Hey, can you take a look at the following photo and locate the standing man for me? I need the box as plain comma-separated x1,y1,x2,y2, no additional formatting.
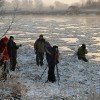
34,34,45,66
77,44,88,62
7,36,21,71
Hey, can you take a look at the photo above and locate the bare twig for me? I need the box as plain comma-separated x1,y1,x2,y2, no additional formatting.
0,6,18,39
0,13,15,39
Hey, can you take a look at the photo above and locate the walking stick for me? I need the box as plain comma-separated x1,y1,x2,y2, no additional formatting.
40,66,48,80
55,61,60,86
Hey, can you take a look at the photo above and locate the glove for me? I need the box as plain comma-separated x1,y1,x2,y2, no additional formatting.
19,44,22,47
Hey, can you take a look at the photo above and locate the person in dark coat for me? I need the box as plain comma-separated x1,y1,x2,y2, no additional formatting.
45,42,59,83
34,34,45,66
7,36,21,71
77,44,88,62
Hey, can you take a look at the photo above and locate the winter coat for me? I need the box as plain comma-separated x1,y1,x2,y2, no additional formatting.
46,45,58,83
46,45,59,66
7,39,19,58
0,37,9,61
34,38,45,53
77,46,88,57
46,46,54,66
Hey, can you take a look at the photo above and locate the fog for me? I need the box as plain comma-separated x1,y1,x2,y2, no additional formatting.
2,0,70,13
1,0,100,15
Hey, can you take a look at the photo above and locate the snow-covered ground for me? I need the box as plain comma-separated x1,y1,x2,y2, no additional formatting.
0,15,100,100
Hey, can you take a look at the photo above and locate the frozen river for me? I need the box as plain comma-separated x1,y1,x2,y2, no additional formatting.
0,15,100,61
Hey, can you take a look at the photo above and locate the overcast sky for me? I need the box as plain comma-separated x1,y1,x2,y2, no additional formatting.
7,0,81,5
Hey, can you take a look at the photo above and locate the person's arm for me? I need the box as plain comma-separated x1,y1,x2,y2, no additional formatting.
77,48,80,55
34,40,38,54
85,49,88,54
46,48,52,55
13,42,19,50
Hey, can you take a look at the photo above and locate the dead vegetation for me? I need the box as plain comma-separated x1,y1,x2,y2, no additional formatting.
0,73,28,100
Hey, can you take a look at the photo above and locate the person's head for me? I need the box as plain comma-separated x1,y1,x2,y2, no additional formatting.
53,45,58,51
10,36,14,41
82,44,86,49
2,36,9,44
39,34,43,40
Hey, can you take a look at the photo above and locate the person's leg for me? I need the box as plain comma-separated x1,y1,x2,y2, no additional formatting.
78,55,82,60
2,61,7,80
82,57,88,62
4,61,7,72
36,53,40,66
40,53,44,66
48,64,56,83
10,57,17,71
51,63,56,83
12,57,17,71
48,65,53,82
10,57,13,71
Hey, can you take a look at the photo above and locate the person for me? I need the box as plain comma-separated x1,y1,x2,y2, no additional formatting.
45,42,59,83
7,36,21,71
0,36,9,80
34,34,45,66
77,44,88,62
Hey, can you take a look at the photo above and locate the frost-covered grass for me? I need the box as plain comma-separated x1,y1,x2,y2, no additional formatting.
0,15,100,100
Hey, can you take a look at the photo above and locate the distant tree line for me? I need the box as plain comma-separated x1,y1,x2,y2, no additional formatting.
1,0,100,15
0,0,4,7
81,0,100,8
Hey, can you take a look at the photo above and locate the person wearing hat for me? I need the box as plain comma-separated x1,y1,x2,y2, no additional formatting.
34,34,45,66
77,44,88,62
0,36,9,80
0,36,9,61
7,36,21,71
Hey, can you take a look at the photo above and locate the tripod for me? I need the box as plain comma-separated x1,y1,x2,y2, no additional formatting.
55,60,60,86
39,66,48,80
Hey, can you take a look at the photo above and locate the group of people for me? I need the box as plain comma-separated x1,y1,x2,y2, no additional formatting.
34,34,59,83
34,34,88,83
0,36,21,80
0,34,88,83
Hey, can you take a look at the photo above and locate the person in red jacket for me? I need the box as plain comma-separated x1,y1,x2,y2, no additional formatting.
0,36,9,80
0,36,9,62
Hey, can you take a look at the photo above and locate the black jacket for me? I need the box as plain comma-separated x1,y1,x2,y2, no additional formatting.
7,39,19,58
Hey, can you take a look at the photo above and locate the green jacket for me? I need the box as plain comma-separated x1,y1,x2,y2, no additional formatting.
34,38,45,53
77,46,88,57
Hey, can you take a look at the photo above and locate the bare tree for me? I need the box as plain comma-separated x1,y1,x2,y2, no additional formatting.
86,0,94,6
0,0,5,7
21,0,33,12
0,0,18,39
11,0,21,11
81,0,85,6
34,0,43,9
